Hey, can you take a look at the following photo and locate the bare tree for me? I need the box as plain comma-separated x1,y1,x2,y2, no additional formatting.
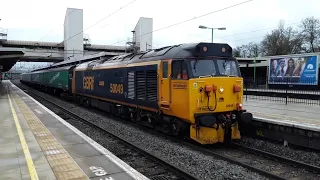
234,42,261,58
300,16,320,52
246,42,260,57
233,46,241,57
261,20,303,56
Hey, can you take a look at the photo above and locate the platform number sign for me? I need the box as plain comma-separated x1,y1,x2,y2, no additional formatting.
89,166,114,180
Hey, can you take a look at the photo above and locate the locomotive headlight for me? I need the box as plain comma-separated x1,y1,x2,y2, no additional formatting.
203,46,208,52
219,87,224,94
236,103,243,111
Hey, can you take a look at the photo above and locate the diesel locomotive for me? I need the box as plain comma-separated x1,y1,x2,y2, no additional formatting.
21,42,252,144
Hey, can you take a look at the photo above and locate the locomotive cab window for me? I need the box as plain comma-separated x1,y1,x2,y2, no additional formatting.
190,59,217,77
172,60,188,80
162,62,168,78
216,60,240,77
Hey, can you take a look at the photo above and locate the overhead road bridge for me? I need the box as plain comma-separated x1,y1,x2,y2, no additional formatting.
0,40,126,72
0,47,24,72
29,51,127,72
2,40,126,53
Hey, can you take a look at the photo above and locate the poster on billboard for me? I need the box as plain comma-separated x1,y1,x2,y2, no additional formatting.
268,55,318,85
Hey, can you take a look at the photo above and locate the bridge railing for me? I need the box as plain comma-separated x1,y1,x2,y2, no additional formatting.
0,28,8,41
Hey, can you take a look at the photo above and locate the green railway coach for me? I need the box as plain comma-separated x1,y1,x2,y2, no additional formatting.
25,66,73,92
40,66,71,90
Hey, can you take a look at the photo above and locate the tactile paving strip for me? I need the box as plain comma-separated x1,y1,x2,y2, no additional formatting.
13,95,89,180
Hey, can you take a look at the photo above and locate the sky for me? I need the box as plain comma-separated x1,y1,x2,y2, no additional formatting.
0,0,319,50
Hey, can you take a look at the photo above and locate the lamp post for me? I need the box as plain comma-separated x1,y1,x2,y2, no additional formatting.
199,25,226,43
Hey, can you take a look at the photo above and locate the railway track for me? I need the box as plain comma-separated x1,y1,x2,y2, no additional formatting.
17,81,320,180
16,83,199,180
190,142,320,180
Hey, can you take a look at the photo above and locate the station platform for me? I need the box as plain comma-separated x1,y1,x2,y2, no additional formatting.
0,80,149,180
247,88,320,95
244,99,320,132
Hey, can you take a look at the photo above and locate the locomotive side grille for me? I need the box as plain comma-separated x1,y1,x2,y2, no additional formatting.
136,71,146,100
128,71,135,99
146,70,158,101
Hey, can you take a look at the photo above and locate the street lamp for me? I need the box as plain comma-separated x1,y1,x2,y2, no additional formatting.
198,25,226,43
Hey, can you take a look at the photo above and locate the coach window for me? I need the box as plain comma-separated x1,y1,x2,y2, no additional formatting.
162,62,168,78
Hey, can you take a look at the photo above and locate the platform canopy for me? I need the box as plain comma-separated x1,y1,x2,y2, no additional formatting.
236,57,268,64
0,47,25,72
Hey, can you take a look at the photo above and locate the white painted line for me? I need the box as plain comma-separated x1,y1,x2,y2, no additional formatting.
9,81,150,180
22,97,27,99
34,109,43,115
254,117,320,132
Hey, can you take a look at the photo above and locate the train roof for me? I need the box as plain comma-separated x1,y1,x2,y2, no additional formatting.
76,42,233,70
28,42,233,73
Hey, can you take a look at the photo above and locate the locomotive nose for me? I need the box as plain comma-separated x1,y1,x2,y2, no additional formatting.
195,78,243,112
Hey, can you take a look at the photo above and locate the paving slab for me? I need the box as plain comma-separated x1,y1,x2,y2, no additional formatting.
0,80,149,180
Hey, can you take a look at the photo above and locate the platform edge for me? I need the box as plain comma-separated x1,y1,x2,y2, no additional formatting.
10,81,150,180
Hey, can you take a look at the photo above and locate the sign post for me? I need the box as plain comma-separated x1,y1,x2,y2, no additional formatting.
254,57,256,83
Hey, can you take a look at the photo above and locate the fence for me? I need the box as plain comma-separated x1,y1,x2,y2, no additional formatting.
243,77,320,106
0,28,8,42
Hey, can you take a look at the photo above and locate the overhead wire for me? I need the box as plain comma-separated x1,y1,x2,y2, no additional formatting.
38,9,76,41
210,21,301,41
107,0,255,46
32,21,301,55
150,21,302,49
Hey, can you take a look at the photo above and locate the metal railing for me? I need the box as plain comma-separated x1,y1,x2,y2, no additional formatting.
0,28,8,41
244,77,320,106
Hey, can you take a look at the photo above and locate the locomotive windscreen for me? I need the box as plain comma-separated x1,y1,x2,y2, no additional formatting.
189,59,240,78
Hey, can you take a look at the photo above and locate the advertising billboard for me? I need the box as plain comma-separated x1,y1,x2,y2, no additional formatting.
268,55,318,85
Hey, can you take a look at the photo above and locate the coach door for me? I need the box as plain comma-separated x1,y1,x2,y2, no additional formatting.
160,60,171,110
70,67,76,94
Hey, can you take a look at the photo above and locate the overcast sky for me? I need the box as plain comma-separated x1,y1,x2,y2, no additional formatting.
1,0,319,49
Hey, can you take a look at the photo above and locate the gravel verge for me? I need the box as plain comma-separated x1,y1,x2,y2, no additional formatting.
16,81,269,180
238,136,320,167
211,147,317,179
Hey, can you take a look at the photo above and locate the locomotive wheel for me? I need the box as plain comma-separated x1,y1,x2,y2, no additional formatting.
129,112,136,122
84,98,90,107
171,118,181,136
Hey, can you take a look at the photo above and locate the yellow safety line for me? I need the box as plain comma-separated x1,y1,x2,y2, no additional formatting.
7,94,39,180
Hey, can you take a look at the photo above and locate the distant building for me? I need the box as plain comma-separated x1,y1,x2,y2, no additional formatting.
126,17,153,53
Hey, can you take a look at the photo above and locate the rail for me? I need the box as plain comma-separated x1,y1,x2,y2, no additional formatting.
230,142,320,173
195,142,320,180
